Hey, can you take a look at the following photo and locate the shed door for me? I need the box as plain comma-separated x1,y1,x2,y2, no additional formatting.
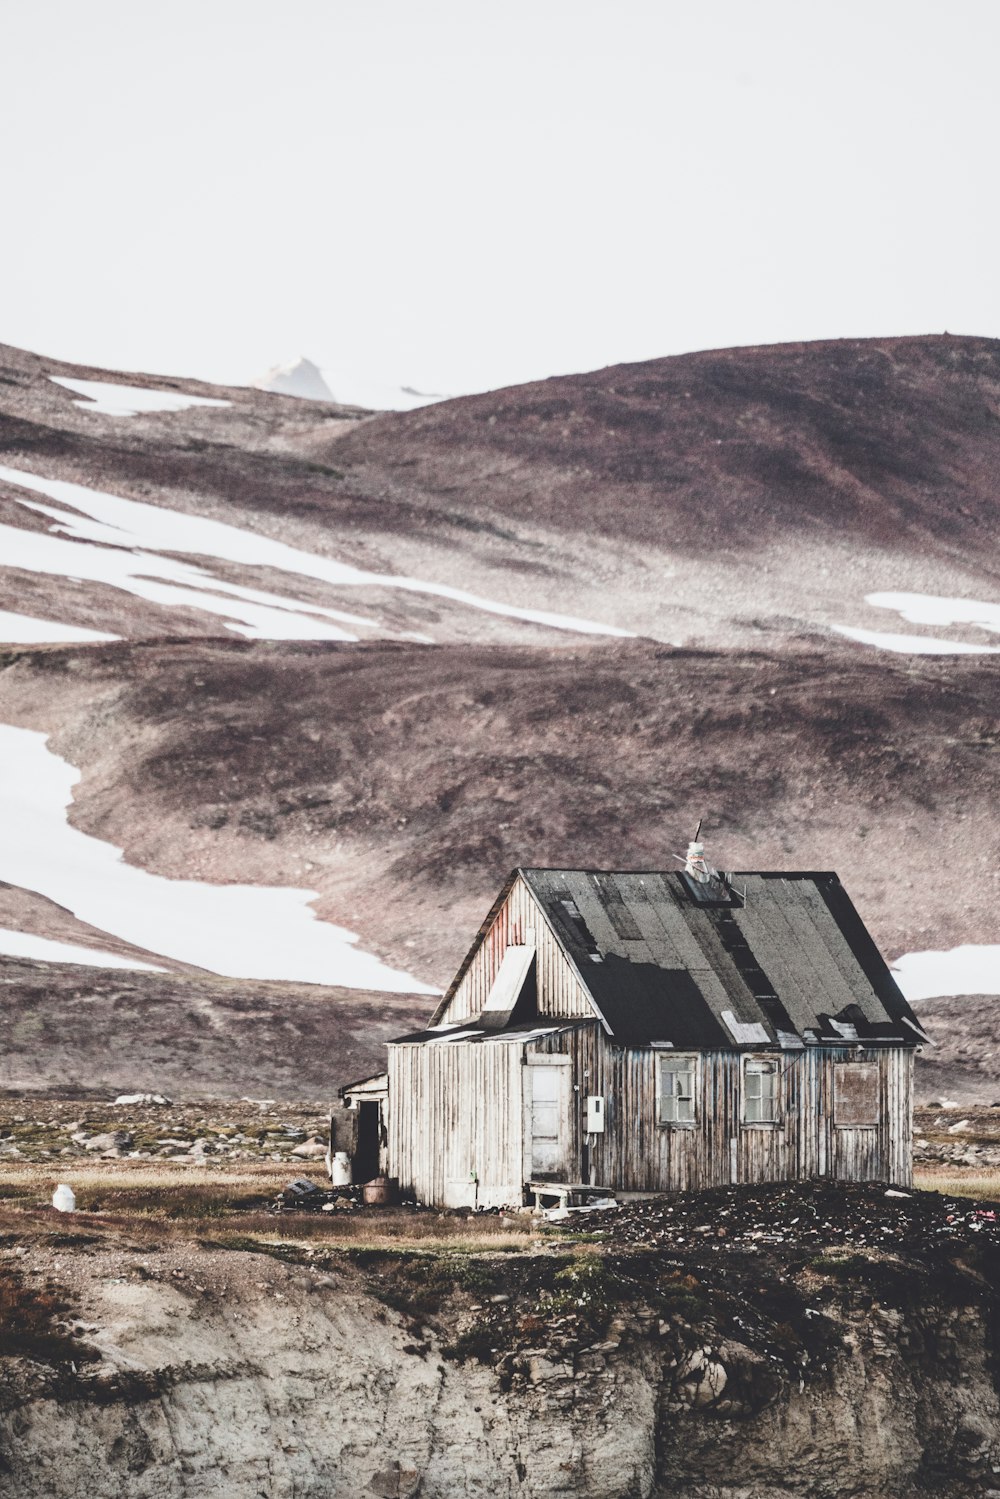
529,1065,566,1178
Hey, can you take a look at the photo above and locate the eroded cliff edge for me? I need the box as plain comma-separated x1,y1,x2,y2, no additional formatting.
3,1183,1000,1498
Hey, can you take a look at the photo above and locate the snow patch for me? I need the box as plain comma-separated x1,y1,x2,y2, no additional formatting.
831,625,1000,655
0,926,161,971
0,609,118,644
0,465,633,640
833,593,1000,654
49,376,230,417
892,945,1000,1002
0,723,438,993
867,592,1000,635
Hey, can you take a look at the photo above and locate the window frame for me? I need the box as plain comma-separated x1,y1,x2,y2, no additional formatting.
832,1059,880,1128
656,1053,697,1129
742,1055,780,1127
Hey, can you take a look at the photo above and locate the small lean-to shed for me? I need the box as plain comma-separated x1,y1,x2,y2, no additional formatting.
386,859,926,1209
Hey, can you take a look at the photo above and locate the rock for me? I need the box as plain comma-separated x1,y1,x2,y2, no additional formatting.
529,1355,571,1384
369,1463,420,1499
676,1347,728,1408
51,1184,76,1213
82,1131,133,1153
948,1119,972,1134
112,1093,171,1106
291,1137,328,1159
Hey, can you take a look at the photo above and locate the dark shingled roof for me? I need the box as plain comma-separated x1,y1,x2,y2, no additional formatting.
517,868,926,1050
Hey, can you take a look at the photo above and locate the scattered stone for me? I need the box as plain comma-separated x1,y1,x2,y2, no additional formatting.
291,1137,328,1159
81,1131,133,1154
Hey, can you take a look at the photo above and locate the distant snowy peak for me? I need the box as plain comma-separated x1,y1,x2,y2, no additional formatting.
251,357,452,410
252,357,336,402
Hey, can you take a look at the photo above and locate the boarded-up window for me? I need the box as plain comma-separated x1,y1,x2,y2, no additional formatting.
658,1056,695,1125
834,1062,879,1126
744,1058,778,1123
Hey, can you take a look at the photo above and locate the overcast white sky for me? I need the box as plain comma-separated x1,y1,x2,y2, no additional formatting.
1,1,997,403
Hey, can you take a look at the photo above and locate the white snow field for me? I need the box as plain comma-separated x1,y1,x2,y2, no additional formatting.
0,609,118,644
0,465,633,641
0,926,161,972
868,592,1000,635
834,592,1000,654
892,945,1000,1003
832,625,1000,655
0,723,437,993
49,376,231,417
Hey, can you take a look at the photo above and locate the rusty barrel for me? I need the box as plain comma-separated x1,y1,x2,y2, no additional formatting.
362,1176,398,1206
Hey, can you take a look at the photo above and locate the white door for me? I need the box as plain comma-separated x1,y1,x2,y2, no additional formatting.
530,1065,565,1177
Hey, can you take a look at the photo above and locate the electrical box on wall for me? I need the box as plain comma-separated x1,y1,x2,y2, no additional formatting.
586,1095,605,1133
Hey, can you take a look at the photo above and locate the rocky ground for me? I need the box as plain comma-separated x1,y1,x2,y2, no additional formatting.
3,1168,1000,1497
0,1096,335,1170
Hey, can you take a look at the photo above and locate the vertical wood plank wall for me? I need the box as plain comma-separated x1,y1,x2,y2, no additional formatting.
440,876,595,1024
389,1028,913,1205
528,1029,913,1192
388,1039,525,1208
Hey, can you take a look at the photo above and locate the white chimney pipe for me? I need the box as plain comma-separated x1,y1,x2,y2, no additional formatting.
685,840,712,884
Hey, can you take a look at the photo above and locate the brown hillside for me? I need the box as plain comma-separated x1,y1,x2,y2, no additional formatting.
337,334,1000,554
0,636,996,988
0,958,427,1099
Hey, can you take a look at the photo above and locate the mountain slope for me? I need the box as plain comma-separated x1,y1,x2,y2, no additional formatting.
3,335,1000,652
1,336,998,1099
0,635,995,990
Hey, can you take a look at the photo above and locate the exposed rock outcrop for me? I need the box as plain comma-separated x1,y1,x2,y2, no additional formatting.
3,1232,1000,1498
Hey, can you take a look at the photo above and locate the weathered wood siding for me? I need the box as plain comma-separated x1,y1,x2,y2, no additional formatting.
388,1026,912,1207
440,874,595,1025
529,1027,913,1191
387,1039,526,1208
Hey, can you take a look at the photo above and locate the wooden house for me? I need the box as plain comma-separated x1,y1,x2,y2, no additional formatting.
372,854,927,1209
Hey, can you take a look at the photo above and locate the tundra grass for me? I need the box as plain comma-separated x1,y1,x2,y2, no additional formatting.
913,1165,1000,1201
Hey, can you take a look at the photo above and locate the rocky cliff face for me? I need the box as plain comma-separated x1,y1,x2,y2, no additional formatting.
3,1222,1000,1499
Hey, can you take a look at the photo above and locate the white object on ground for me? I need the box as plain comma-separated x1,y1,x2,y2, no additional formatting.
892,945,1000,1001
52,1184,76,1213
884,1189,911,1198
0,609,118,644
113,1093,171,1106
0,465,633,641
831,625,1000,655
0,722,437,992
330,1151,352,1186
49,376,231,417
0,925,162,971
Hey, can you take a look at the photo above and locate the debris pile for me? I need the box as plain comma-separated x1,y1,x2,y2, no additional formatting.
272,1178,362,1213
568,1180,1000,1258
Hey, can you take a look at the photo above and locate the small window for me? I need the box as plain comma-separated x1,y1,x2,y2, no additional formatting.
658,1056,696,1125
744,1058,778,1123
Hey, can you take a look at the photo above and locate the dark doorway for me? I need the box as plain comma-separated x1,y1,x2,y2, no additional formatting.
354,1101,381,1183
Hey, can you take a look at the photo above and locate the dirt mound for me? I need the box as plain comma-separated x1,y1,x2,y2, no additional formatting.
570,1178,1000,1257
